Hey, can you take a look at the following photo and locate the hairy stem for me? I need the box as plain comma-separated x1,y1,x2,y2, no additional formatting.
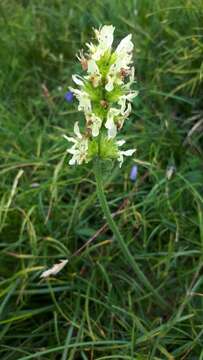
94,158,167,308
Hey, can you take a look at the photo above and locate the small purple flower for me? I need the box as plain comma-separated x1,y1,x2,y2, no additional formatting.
64,91,74,103
130,165,138,182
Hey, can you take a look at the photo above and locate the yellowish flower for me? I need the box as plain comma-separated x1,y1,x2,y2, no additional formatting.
63,122,89,165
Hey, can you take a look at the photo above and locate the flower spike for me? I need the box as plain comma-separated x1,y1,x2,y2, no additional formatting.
64,25,138,166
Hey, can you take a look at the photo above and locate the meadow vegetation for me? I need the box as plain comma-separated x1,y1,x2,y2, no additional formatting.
0,0,203,358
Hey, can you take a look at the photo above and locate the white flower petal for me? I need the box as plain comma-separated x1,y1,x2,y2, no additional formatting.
91,116,102,137
69,158,76,165
104,33,134,91
95,25,115,49
117,147,136,167
117,139,126,147
105,108,120,138
86,42,95,52
92,127,99,137
105,115,114,130
108,125,117,138
67,148,76,155
79,97,91,113
115,34,133,54
87,25,115,61
109,108,121,118
123,102,131,117
118,96,127,114
86,59,101,87
127,91,138,101
87,59,99,74
69,87,91,113
118,92,137,116
122,149,136,156
72,74,84,86
105,75,114,92
63,135,76,143
74,122,82,139
69,86,80,95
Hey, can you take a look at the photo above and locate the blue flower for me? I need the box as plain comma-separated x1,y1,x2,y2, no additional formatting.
64,91,74,103
130,165,138,182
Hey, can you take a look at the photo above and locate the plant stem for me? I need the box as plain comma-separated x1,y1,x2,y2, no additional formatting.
94,158,167,308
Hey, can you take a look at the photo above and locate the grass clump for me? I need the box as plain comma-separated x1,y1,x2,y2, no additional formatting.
0,0,203,359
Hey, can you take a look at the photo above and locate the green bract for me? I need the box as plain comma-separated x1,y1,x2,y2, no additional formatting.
96,50,117,79
99,136,119,160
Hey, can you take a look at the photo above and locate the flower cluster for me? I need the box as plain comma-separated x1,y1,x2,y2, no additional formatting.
64,25,138,167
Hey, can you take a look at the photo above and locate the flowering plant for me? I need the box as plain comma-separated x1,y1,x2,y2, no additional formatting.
64,25,138,167
40,25,166,307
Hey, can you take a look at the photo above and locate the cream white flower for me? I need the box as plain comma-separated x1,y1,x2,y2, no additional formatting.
105,108,120,138
115,34,133,58
105,75,114,92
118,91,138,115
86,113,102,137
86,59,101,87
105,34,134,92
72,74,84,86
40,260,68,278
117,139,136,167
69,87,92,113
118,149,136,167
114,34,134,73
63,122,89,165
105,70,124,92
95,25,115,48
86,25,115,61
105,89,137,138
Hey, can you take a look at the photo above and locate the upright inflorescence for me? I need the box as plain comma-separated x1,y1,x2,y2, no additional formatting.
64,25,138,167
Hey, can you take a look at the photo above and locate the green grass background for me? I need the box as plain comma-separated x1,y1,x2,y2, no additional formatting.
0,0,203,359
